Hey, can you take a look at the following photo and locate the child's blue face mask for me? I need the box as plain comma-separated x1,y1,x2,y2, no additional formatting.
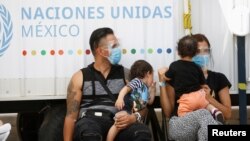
192,54,209,68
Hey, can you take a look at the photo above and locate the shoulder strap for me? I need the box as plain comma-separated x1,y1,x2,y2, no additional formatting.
95,74,117,101
87,65,116,102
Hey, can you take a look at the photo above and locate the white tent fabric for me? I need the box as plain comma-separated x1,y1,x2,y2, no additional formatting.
218,0,250,92
191,0,237,93
219,0,250,36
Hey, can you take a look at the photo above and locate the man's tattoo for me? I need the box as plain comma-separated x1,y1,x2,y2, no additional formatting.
66,81,80,116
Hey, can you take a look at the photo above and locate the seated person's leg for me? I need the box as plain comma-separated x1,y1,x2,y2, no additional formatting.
201,89,224,124
106,111,128,141
195,109,219,140
74,117,113,141
168,115,199,141
106,125,119,141
178,92,198,117
206,104,224,124
116,122,151,141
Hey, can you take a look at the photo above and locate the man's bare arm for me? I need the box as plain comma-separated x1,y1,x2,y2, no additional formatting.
64,71,83,141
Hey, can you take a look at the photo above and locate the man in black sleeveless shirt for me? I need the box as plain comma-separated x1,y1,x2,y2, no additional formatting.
63,27,151,141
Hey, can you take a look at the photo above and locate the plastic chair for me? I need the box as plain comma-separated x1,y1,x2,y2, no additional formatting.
144,106,166,141
161,112,174,141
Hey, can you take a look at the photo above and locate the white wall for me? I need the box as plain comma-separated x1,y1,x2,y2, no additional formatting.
189,0,249,94
1,0,249,100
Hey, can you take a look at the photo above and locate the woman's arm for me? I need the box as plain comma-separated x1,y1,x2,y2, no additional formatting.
158,68,175,118
205,86,232,120
160,85,175,118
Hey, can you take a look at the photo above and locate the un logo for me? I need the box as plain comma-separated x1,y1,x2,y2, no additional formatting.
0,4,13,57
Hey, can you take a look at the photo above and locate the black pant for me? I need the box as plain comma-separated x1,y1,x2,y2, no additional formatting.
73,115,151,141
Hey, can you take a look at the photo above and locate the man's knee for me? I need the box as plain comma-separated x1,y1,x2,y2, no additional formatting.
121,123,151,141
74,118,103,141
134,128,151,140
81,132,102,141
74,131,103,141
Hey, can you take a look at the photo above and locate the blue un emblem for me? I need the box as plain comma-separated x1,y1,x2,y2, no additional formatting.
0,4,13,57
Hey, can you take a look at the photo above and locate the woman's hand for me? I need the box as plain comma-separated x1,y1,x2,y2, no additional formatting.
158,67,168,81
202,84,210,94
202,84,213,101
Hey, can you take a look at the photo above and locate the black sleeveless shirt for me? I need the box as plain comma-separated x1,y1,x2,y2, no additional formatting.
79,63,126,116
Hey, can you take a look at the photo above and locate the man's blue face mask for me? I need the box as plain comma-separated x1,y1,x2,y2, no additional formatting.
192,54,209,68
108,47,121,65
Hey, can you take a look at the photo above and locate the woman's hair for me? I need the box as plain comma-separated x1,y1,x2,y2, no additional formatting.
192,33,211,48
129,60,153,81
177,35,197,58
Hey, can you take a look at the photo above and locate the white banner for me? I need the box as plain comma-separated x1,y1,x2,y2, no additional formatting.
0,0,175,78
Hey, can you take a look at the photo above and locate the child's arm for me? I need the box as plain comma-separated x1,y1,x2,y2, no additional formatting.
148,82,156,105
115,86,132,110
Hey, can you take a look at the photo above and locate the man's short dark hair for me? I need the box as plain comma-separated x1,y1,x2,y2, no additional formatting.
89,27,114,55
177,35,197,58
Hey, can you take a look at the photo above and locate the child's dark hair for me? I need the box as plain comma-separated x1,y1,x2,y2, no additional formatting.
129,60,153,81
177,35,197,58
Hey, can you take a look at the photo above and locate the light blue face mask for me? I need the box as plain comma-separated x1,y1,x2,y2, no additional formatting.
192,54,209,68
108,47,121,65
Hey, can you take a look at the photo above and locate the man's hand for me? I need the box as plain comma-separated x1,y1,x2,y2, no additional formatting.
114,112,136,130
